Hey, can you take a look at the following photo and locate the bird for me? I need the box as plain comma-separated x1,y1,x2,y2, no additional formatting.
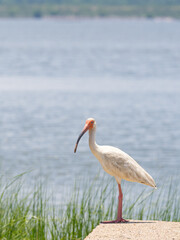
74,118,157,223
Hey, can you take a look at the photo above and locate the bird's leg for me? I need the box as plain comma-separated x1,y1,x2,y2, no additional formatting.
116,183,128,223
101,183,128,224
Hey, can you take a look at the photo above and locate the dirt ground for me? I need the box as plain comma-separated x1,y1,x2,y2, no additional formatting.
84,220,180,240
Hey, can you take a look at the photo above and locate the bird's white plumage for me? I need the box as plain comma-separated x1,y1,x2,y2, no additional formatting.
89,120,156,188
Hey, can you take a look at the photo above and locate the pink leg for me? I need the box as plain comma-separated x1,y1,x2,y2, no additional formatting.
101,183,128,224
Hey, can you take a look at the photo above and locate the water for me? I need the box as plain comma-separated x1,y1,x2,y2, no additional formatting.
0,18,180,202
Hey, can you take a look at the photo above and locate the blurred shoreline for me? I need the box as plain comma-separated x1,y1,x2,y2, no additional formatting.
0,4,180,19
0,16,178,22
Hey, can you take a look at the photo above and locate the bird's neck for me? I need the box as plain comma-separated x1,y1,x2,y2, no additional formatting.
89,126,99,154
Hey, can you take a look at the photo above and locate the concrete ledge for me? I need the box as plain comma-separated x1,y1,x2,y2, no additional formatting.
84,220,180,240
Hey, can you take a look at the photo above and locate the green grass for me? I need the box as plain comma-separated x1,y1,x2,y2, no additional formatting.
0,173,179,240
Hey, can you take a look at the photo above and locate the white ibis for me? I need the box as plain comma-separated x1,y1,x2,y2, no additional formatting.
74,118,157,223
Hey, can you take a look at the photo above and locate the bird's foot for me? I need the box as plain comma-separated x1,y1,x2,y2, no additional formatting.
101,218,128,224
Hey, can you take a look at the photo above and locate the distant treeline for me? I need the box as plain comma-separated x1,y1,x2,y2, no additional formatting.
0,0,180,18
0,0,180,5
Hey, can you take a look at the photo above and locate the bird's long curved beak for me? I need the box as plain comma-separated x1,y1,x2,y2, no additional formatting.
74,124,90,153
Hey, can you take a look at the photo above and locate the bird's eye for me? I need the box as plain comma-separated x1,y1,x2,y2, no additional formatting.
91,121,94,124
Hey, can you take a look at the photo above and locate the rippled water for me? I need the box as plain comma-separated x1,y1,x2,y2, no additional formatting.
0,18,180,201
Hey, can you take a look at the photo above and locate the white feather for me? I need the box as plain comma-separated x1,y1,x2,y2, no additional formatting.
89,121,156,188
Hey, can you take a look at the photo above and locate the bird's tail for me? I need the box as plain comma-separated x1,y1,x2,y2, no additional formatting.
146,174,157,189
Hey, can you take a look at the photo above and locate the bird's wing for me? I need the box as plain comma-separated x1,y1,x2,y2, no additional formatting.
100,146,156,188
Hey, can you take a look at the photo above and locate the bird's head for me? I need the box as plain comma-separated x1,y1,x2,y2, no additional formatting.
74,118,95,153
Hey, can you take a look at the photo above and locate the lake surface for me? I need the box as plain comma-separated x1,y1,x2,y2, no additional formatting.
0,18,180,202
